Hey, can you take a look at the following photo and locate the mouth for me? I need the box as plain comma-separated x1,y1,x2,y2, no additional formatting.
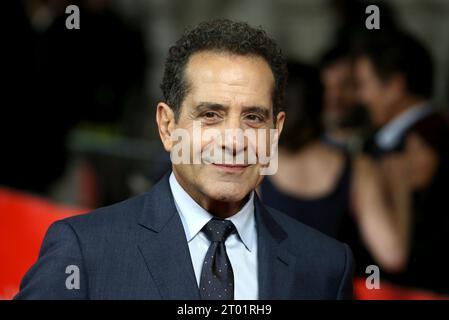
212,163,250,173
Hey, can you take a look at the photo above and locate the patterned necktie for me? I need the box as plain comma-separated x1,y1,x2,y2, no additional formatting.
200,218,236,300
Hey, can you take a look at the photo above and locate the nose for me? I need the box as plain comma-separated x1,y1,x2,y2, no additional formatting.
220,117,247,157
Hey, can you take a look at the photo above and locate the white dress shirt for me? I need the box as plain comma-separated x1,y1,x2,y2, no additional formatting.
169,172,259,300
376,102,433,152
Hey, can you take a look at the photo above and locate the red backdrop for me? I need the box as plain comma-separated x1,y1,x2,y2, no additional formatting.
1,187,447,300
0,188,87,299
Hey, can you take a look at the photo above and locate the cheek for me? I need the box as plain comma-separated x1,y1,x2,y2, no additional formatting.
366,83,381,100
200,131,219,151
366,85,388,112
253,128,274,154
357,84,371,105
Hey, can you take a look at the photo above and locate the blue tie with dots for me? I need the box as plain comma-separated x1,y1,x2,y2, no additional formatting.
200,218,236,300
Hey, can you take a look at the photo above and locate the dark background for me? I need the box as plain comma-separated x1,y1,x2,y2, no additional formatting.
2,0,449,207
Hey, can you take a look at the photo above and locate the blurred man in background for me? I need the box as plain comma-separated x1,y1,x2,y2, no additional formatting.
319,42,369,153
355,31,449,293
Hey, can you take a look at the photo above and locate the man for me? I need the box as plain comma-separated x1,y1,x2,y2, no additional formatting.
355,32,442,157
15,19,354,300
319,42,368,153
354,31,449,293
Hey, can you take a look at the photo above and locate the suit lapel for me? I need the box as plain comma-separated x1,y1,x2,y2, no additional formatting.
136,172,297,300
255,194,297,299
137,172,200,299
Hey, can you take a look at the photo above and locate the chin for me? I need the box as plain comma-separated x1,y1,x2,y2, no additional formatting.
205,184,251,203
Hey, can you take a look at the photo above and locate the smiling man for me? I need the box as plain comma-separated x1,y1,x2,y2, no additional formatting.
15,19,353,300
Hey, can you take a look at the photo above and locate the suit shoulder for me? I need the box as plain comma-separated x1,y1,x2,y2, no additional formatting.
61,192,148,232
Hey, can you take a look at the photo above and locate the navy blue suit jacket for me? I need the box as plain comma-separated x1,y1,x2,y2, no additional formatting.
15,172,354,299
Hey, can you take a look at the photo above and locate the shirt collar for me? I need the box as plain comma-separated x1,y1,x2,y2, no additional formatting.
169,172,256,252
375,101,433,151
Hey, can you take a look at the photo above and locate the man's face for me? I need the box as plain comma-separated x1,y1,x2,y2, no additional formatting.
158,51,284,207
355,56,398,127
321,59,357,128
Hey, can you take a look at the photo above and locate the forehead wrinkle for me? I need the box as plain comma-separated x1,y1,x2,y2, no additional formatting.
191,79,269,104
196,70,253,92
187,52,274,88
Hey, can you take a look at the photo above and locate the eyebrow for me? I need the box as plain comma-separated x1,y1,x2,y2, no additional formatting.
242,106,270,118
194,102,271,118
194,102,228,114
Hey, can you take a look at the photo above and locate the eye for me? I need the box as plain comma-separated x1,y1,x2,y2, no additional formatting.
204,112,217,118
201,111,221,122
245,114,264,122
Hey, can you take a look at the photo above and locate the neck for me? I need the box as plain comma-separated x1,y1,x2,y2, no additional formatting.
201,197,249,218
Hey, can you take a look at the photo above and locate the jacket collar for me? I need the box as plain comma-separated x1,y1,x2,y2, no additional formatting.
137,171,294,299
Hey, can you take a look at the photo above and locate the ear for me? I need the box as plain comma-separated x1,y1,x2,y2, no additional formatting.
156,102,176,152
275,111,286,136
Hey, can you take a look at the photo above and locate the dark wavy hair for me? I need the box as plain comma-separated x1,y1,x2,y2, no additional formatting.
160,19,287,120
353,31,434,98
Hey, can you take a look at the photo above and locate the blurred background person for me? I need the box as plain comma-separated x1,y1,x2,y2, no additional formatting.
319,0,400,154
354,30,449,293
260,61,411,273
319,41,369,153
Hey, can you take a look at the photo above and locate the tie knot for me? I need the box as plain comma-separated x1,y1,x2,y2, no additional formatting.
202,218,236,242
